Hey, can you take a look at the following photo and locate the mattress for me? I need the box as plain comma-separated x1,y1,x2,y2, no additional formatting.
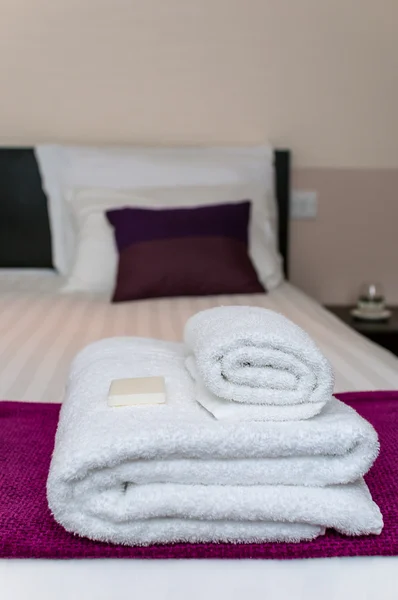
1,269,398,600
1,269,398,403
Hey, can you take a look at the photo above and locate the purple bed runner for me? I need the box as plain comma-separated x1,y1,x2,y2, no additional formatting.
1,391,398,560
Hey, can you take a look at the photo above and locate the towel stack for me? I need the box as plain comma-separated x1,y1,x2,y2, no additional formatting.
47,307,383,546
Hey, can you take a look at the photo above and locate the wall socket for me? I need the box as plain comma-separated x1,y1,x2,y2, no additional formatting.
291,190,318,220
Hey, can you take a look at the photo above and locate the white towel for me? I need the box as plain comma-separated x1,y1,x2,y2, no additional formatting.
184,306,334,418
186,357,325,421
47,337,382,546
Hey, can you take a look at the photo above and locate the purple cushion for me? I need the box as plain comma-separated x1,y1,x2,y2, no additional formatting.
106,201,265,302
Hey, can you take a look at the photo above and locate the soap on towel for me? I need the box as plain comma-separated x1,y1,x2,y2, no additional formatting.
47,337,382,546
183,306,334,413
108,376,166,406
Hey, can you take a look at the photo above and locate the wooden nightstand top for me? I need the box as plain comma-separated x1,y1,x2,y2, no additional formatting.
325,305,398,335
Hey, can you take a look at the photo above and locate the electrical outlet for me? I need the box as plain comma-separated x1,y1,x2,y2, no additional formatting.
291,190,318,220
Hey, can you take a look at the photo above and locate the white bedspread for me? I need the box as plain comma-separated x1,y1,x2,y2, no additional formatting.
0,269,398,403
1,269,398,600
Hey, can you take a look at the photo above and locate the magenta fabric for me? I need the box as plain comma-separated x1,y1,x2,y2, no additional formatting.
1,391,398,560
106,202,265,302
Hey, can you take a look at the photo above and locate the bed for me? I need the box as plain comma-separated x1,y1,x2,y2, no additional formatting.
1,270,398,404
1,146,398,600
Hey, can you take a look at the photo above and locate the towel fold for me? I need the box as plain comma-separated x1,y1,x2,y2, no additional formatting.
47,337,382,545
183,306,334,418
50,476,381,546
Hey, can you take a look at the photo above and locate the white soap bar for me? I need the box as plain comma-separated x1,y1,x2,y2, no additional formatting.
107,376,166,407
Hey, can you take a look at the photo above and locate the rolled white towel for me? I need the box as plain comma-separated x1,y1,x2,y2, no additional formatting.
186,357,327,421
184,306,334,414
47,337,382,546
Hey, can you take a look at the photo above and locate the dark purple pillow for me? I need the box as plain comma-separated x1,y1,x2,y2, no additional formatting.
106,201,265,302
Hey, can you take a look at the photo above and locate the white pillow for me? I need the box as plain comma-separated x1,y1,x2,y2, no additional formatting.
34,145,276,276
35,145,75,275
63,183,283,294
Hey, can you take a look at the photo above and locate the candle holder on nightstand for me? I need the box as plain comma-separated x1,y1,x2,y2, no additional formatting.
350,283,391,322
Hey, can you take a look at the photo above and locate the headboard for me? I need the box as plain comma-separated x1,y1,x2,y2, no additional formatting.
0,148,291,276
274,150,290,278
0,149,52,268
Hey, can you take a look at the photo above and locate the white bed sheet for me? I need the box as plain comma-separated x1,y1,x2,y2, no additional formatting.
1,269,398,403
1,269,398,600
2,556,398,600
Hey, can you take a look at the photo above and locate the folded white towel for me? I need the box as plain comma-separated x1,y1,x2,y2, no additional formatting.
48,337,382,545
184,307,334,417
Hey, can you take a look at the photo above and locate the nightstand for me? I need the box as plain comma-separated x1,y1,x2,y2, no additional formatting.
325,305,398,356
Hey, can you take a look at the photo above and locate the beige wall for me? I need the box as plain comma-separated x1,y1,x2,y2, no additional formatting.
1,0,398,302
291,168,398,304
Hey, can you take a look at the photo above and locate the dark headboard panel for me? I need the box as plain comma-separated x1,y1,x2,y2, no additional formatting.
0,148,52,268
0,147,290,276
274,150,291,278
